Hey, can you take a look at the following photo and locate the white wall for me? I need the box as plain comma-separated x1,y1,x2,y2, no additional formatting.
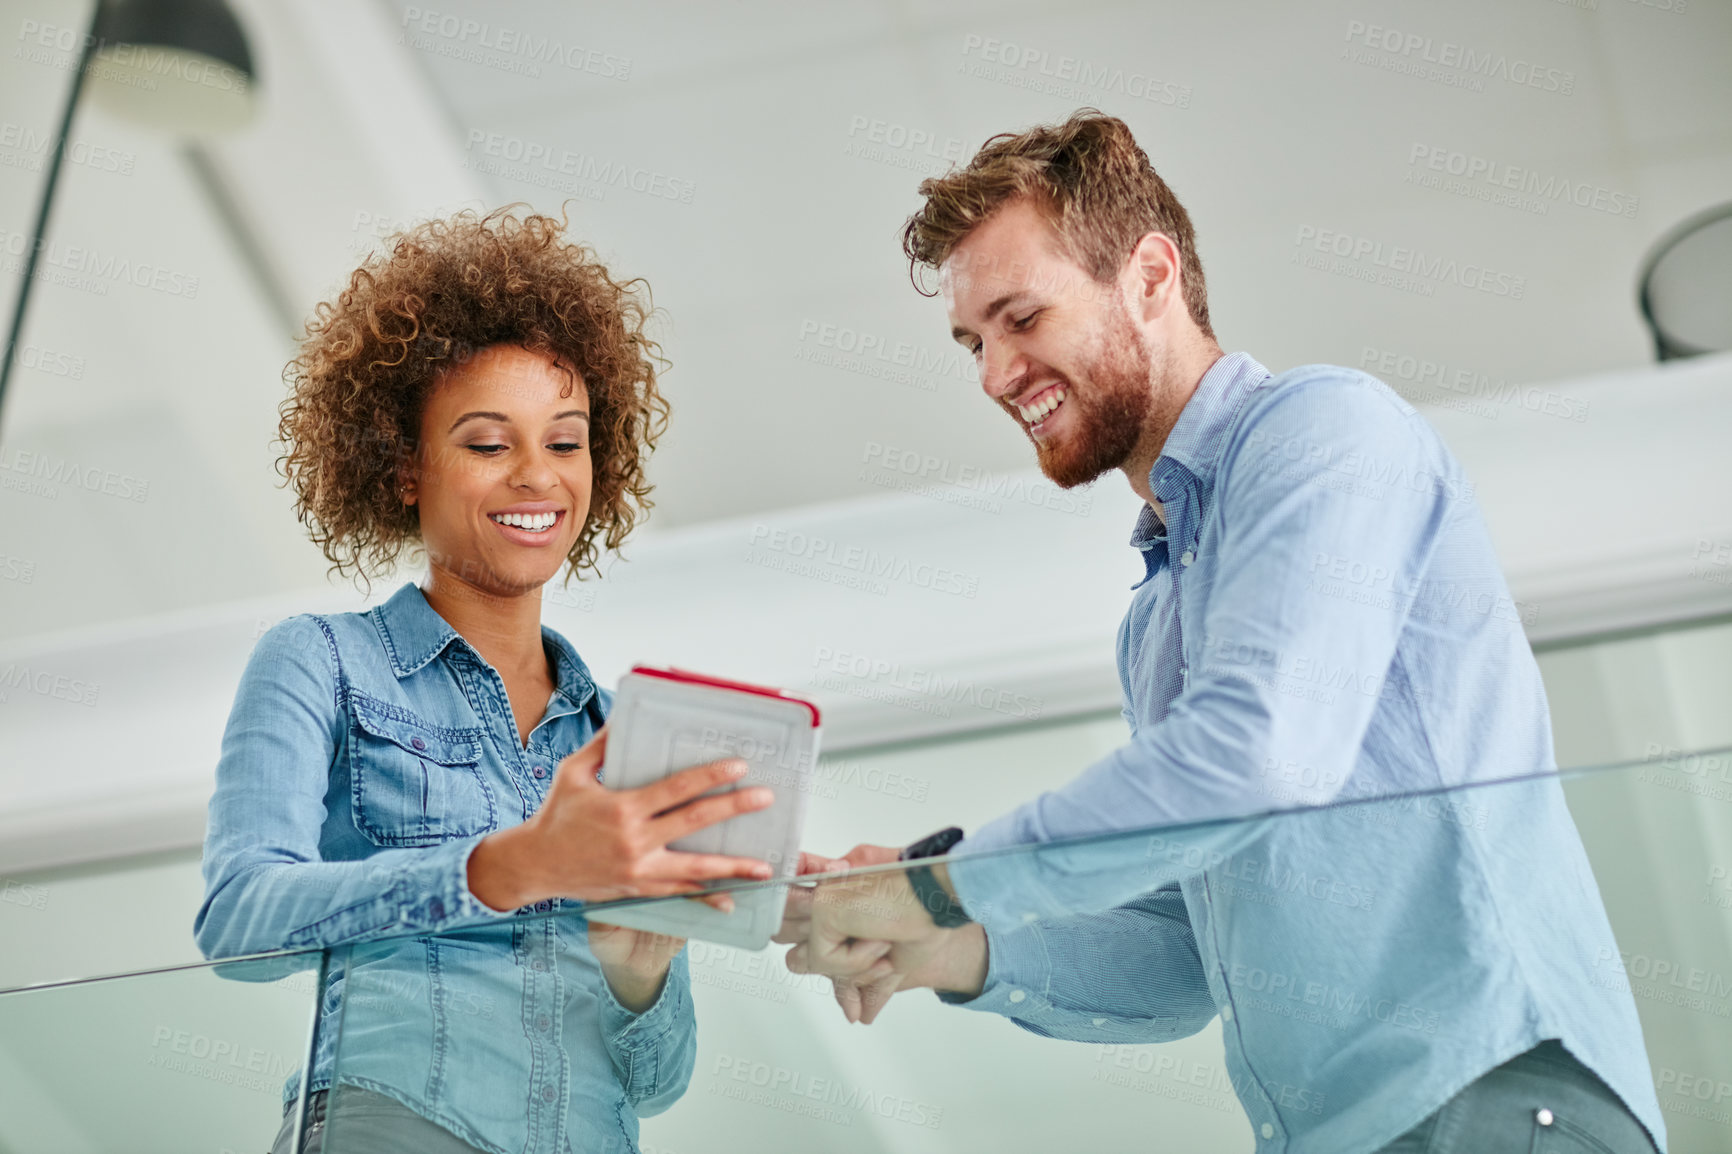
4,0,1732,641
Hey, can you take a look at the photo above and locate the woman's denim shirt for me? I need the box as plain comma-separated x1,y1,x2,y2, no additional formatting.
195,582,695,1154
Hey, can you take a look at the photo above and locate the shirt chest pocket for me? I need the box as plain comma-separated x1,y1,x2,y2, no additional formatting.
347,693,496,847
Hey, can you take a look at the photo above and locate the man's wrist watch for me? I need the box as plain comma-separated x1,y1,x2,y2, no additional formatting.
900,826,973,928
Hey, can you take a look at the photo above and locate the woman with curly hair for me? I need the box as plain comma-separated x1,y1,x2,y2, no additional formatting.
195,207,775,1153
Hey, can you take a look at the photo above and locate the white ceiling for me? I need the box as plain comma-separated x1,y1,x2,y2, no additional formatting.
1,0,1730,641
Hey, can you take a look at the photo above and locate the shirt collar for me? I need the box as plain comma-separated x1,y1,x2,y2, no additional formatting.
371,581,598,707
1129,351,1271,549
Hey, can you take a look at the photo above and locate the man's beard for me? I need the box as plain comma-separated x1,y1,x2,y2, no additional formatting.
1032,300,1154,489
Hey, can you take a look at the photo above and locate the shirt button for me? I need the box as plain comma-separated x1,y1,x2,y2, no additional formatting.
1261,1122,1275,1140
536,1014,551,1031
428,898,444,920
532,959,547,972
1221,1003,1234,1022
1007,989,1026,1004
411,737,426,751
533,765,546,779
1180,549,1195,566
540,1086,557,1104
1536,1108,1554,1127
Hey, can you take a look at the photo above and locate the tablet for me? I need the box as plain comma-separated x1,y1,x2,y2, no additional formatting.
584,665,822,950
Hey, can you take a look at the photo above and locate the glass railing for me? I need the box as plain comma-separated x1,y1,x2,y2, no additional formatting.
4,748,1730,1153
0,948,326,1153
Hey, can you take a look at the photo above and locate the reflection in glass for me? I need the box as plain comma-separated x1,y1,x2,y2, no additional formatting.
303,757,1732,1152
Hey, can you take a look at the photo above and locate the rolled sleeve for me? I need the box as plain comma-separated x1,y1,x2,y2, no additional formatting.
936,915,1052,1008
276,833,505,948
597,948,697,1116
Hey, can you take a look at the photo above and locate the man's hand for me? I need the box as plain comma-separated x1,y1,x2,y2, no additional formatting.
777,844,989,1024
775,847,900,1021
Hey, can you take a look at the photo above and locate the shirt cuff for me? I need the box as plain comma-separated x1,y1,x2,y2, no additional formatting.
933,922,1066,1027
935,919,1051,1008
423,834,510,928
281,836,530,951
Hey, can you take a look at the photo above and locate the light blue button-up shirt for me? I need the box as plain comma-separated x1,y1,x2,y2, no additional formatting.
944,353,1665,1153
196,583,694,1154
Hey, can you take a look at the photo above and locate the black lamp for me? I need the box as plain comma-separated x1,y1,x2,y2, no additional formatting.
86,0,258,132
1638,202,1732,362
0,0,258,429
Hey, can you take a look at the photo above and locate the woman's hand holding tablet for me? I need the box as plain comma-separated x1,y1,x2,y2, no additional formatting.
465,726,776,913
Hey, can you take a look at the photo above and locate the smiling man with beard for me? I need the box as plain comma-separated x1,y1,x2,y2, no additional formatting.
776,110,1664,1154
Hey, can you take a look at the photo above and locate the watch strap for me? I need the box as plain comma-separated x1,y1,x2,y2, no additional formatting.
900,826,972,928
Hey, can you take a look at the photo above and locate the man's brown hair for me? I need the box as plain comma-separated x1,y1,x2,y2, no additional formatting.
901,109,1213,340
